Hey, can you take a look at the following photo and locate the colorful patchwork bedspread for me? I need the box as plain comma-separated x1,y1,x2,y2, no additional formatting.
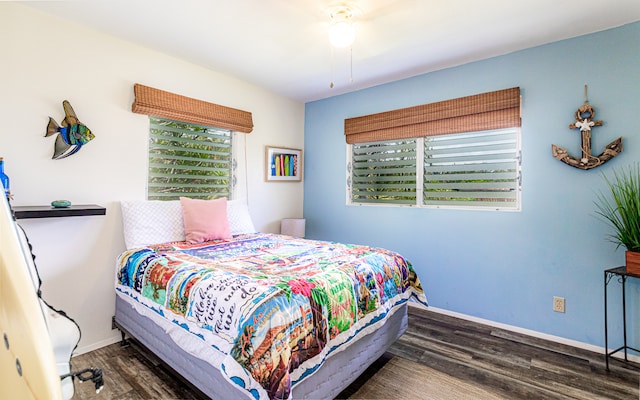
116,233,427,400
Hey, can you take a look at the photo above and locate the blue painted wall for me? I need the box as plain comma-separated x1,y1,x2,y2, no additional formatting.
304,22,640,347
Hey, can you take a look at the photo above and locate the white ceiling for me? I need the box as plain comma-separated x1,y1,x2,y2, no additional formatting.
22,0,640,103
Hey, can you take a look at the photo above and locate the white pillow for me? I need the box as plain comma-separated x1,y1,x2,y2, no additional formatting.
121,200,185,249
121,198,257,249
227,199,256,235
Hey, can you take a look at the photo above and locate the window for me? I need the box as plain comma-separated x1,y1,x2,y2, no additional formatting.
423,128,520,209
350,139,417,205
130,83,253,201
345,88,522,210
147,117,233,200
348,128,521,210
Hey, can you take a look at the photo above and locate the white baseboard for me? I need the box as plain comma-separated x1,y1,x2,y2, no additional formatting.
73,334,122,357
408,302,640,364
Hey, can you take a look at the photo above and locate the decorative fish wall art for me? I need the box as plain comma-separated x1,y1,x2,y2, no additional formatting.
45,100,95,160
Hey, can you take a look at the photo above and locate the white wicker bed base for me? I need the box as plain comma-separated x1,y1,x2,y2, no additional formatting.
114,295,408,399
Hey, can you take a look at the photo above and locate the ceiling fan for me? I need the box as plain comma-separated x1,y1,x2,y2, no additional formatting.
323,0,411,88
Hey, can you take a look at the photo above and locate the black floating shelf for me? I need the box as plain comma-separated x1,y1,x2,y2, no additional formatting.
13,204,106,219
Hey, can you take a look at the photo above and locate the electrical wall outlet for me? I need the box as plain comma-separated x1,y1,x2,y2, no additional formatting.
553,296,565,313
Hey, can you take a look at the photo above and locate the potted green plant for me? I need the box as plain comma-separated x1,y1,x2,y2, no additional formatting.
594,163,640,274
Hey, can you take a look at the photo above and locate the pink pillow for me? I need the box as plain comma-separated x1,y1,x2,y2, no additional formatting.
180,197,232,243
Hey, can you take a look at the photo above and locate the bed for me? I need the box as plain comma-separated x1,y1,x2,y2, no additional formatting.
114,198,427,399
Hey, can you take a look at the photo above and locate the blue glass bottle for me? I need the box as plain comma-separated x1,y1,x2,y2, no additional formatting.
0,157,10,200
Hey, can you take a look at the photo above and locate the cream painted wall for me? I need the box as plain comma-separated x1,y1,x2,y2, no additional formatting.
0,4,304,354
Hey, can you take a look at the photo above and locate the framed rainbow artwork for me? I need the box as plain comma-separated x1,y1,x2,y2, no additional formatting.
265,146,302,182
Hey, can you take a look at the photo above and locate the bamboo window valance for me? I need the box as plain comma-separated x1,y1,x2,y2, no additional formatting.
131,83,254,133
344,87,520,144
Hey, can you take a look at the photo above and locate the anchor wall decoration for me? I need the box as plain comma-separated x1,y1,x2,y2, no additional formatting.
552,85,622,170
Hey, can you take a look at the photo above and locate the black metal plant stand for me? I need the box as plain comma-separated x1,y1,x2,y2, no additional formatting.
604,266,640,371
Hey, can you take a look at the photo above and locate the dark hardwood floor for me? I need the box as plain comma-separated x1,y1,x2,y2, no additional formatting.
71,306,639,399
389,307,639,399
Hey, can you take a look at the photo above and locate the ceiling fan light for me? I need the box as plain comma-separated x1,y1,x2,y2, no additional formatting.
328,7,355,48
329,21,355,48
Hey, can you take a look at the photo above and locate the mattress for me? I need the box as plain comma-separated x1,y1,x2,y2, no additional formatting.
115,233,427,399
